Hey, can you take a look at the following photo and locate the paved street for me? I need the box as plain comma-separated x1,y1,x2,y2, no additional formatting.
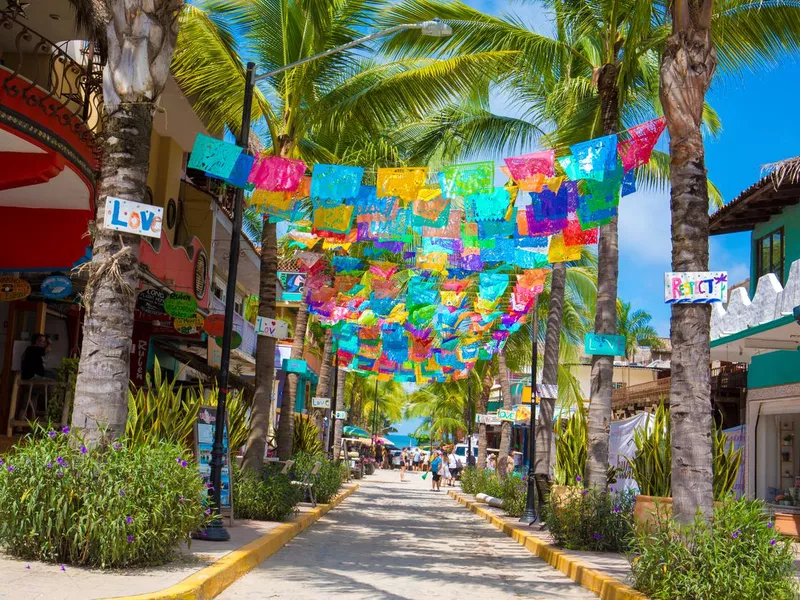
220,470,596,599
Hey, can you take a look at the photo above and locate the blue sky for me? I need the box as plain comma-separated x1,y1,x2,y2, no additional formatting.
462,0,800,335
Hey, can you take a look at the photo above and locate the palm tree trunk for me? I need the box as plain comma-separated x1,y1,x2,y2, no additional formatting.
313,329,334,443
332,367,346,460
243,220,278,472
586,63,621,488
71,0,182,444
497,351,513,479
476,361,493,469
660,0,716,523
277,303,309,460
535,261,565,476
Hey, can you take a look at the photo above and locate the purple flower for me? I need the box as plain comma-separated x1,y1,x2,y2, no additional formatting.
201,531,207,537
7,465,15,473
593,533,602,540
575,476,582,482
205,508,212,516
609,487,614,493
48,431,56,439
46,462,52,469
60,565,66,572
61,426,69,434
25,565,30,570
180,460,188,468
731,529,741,539
176,457,182,465
80,445,88,454
56,470,63,478
56,456,65,466
582,490,589,495
613,506,621,513
127,535,134,543
0,459,5,467
178,497,186,504
126,515,133,524
770,539,777,546
767,522,774,529
113,442,122,451
119,489,126,497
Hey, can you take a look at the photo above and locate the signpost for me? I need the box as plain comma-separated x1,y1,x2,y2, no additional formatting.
283,358,308,374
498,409,516,422
103,197,163,238
311,397,331,409
664,271,728,304
40,275,72,299
584,333,626,357
194,406,233,525
255,316,289,339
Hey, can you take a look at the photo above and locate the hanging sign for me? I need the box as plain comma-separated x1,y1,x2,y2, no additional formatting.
311,397,331,409
475,413,487,424
203,314,226,337
664,271,728,304
514,404,531,424
498,409,516,422
136,288,167,315
335,410,348,420
174,313,204,334
164,292,198,318
255,316,289,339
214,331,242,350
0,277,31,301
278,272,306,302
283,358,307,374
40,275,72,299
103,197,163,239
584,333,626,356
538,384,559,400
484,414,502,426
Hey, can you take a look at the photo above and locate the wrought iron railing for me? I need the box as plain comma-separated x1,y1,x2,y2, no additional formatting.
0,13,103,146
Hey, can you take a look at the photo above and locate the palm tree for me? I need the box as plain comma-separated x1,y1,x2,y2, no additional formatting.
173,0,511,472
617,302,661,364
69,0,183,443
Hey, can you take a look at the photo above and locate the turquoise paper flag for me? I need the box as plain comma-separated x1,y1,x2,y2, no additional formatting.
310,164,364,202
188,134,242,178
479,273,510,301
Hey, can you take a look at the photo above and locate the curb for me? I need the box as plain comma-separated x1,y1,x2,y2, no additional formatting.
448,490,647,600
110,484,359,600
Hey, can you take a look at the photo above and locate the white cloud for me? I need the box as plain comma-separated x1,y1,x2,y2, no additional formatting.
617,188,672,265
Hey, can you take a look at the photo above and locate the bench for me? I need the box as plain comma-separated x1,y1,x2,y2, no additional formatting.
7,373,67,437
291,460,321,507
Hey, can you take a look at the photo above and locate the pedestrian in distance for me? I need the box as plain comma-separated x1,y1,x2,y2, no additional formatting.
430,451,443,491
413,448,421,471
400,447,408,482
442,451,452,486
487,453,497,472
447,451,460,485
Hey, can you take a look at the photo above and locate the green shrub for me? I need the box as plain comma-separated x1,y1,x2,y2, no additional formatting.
553,399,587,486
630,498,797,599
630,401,671,497
499,475,527,517
293,415,323,455
292,452,346,504
0,427,207,568
545,488,635,552
47,357,79,424
232,464,301,521
459,467,527,517
713,425,743,501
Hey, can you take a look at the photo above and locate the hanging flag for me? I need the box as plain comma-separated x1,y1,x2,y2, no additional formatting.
377,167,428,202
312,205,355,234
504,150,556,182
188,134,242,178
548,233,582,263
249,155,306,191
567,134,618,181
440,161,494,198
618,117,666,172
466,187,516,222
310,164,364,202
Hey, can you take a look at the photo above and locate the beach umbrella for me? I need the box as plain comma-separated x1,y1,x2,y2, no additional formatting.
343,425,371,439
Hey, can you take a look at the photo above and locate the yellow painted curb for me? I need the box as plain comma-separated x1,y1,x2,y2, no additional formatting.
448,490,647,600
109,484,359,600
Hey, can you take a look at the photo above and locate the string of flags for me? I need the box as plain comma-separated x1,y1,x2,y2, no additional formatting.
189,118,666,385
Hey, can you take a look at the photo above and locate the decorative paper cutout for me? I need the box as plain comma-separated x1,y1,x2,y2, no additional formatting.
440,161,494,198
188,134,242,178
312,205,355,234
310,164,364,202
568,134,618,181
479,273,509,301
618,117,666,172
249,155,306,191
412,197,451,228
377,167,428,202
504,150,555,182
548,233,583,263
465,187,516,222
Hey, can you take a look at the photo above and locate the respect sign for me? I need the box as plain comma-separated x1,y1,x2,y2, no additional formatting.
664,271,727,304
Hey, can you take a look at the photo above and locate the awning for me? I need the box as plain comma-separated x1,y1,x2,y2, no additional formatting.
710,314,799,363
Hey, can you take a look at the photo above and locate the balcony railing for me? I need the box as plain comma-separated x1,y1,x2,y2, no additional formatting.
0,13,103,146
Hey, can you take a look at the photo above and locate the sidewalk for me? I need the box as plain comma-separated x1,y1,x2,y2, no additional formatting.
448,489,646,600
0,484,358,600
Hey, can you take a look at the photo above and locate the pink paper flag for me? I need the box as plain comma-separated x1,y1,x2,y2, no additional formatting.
249,156,306,192
504,150,556,181
617,118,666,172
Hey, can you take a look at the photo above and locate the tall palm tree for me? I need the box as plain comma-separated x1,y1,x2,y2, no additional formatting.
173,0,512,472
69,0,183,443
617,302,661,364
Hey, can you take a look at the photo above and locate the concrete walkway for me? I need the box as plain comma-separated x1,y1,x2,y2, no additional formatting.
219,470,597,599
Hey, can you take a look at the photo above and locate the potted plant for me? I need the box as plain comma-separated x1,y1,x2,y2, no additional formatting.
551,399,587,506
631,401,743,528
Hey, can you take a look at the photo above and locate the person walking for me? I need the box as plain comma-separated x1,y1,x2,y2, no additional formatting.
487,453,497,472
447,451,460,485
400,447,408,482
430,451,442,492
442,451,452,487
413,448,421,471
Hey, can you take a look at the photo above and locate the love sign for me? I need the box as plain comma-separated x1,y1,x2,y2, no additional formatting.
585,333,626,356
498,409,516,422
665,271,727,304
311,397,331,409
103,197,163,239
255,316,289,339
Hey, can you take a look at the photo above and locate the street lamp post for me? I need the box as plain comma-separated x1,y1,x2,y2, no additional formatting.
206,19,452,541
519,296,539,524
326,348,339,455
467,373,475,467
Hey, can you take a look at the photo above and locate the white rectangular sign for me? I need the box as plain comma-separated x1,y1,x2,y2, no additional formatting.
537,384,558,400
311,397,331,409
498,409,516,422
335,410,348,420
485,414,502,426
103,196,163,239
664,271,728,304
255,316,289,339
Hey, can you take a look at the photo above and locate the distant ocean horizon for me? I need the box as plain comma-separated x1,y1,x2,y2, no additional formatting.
385,434,416,448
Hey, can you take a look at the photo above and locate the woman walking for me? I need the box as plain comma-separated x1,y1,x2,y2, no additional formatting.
430,451,442,491
400,447,408,482
442,451,452,487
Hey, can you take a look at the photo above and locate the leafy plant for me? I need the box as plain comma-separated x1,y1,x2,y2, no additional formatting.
545,488,635,552
458,467,527,517
713,426,743,501
630,401,671,497
0,426,207,568
630,498,797,599
293,415,323,455
47,357,79,424
291,452,346,504
232,464,301,522
206,389,252,452
553,399,587,486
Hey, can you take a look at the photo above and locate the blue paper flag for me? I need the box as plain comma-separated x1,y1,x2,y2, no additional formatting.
622,169,636,197
311,164,364,202
568,134,618,182
189,134,243,179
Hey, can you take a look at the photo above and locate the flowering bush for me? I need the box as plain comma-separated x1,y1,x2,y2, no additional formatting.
459,467,527,517
232,463,301,521
0,427,207,568
630,498,798,599
544,487,635,552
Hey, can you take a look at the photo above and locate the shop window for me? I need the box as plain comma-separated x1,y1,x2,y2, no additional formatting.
755,227,785,285
234,296,243,316
212,280,225,303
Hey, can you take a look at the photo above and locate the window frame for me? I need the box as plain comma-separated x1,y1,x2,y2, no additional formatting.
754,226,785,285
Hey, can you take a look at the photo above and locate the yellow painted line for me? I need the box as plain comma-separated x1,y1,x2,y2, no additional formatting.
108,484,359,600
448,490,647,600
